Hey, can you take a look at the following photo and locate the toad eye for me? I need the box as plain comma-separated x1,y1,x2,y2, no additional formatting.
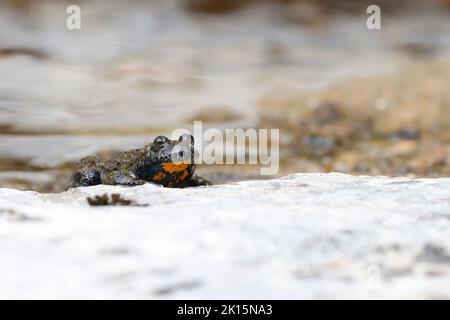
178,134,194,144
154,136,169,145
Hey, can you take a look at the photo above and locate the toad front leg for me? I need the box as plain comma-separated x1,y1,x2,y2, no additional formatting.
68,155,103,188
102,171,146,186
188,174,211,187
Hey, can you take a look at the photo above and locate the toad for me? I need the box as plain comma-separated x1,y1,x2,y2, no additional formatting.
68,134,210,188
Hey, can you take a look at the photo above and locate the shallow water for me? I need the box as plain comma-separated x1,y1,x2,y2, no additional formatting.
1,0,450,191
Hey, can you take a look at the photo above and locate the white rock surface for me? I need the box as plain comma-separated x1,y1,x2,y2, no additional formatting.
0,173,450,299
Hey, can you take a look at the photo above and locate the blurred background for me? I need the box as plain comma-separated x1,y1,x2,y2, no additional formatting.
0,0,450,192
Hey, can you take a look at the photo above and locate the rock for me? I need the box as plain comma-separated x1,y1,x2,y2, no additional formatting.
409,148,447,174
311,102,342,125
301,135,336,158
0,173,449,299
388,128,421,141
387,140,418,157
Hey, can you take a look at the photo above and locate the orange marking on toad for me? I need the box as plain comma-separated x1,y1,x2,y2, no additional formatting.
162,162,189,174
153,172,166,181
179,169,189,182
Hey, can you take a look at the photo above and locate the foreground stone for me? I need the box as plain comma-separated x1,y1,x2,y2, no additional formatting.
0,173,449,299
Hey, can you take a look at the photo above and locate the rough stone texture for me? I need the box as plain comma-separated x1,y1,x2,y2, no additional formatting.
0,173,449,299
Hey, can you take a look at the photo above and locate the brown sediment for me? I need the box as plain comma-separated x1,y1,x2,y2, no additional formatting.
0,159,44,171
0,48,48,59
4,57,450,192
87,193,147,206
183,0,251,14
257,60,450,177
183,0,422,16
0,178,60,193
0,124,169,136
184,108,241,124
